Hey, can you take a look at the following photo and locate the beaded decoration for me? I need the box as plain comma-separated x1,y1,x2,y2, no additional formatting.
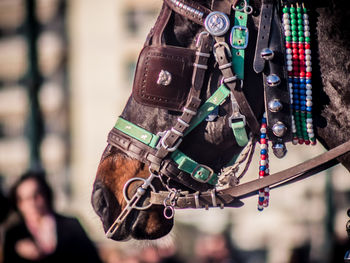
282,3,316,145
258,113,270,211
258,3,316,211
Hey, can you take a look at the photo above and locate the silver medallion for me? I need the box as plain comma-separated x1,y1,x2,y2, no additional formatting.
204,11,230,36
157,70,172,86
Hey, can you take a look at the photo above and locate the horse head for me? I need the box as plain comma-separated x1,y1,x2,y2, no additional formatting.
92,0,350,241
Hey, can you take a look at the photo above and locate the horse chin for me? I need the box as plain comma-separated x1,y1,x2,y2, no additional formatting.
108,208,174,241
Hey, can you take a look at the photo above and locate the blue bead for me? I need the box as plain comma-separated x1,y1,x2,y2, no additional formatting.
306,107,312,112
295,100,300,105
262,118,267,123
299,89,306,95
300,95,306,100
306,79,312,84
294,83,299,88
300,78,306,83
300,84,306,89
288,78,293,83
293,78,299,83
294,105,300,110
260,149,267,155
261,134,266,139
300,106,306,111
259,196,265,202
260,166,266,171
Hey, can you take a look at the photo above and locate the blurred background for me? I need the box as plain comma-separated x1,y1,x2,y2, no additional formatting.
0,0,350,262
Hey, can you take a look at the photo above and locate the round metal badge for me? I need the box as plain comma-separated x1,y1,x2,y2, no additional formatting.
204,11,230,36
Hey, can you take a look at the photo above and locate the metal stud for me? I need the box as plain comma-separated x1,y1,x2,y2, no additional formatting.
157,70,172,86
204,11,230,36
261,48,274,60
272,121,287,137
266,74,281,87
268,99,283,112
272,141,287,158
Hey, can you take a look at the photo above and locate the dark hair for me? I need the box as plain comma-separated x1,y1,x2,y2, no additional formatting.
9,170,54,213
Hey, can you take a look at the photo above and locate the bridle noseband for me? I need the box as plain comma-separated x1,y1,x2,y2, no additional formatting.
104,0,350,237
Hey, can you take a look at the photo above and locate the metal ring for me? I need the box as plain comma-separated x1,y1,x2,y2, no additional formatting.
163,206,175,219
232,0,247,12
244,5,253,14
123,177,156,210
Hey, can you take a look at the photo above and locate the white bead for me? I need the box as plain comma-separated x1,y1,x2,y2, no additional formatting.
259,192,265,197
307,123,313,128
283,18,290,25
261,144,267,149
287,48,292,54
263,112,267,118
306,60,312,66
265,169,269,174
264,187,270,192
306,101,313,107
289,83,293,88
304,31,310,37
287,54,292,60
260,160,267,166
308,133,315,138
287,60,293,66
306,66,312,72
260,127,267,133
283,13,290,19
306,118,313,123
304,20,309,25
306,84,312,89
306,95,313,100
285,30,291,37
284,24,291,31
305,49,311,55
287,66,293,71
306,55,312,61
304,25,310,31
303,14,309,19
306,90,312,96
307,128,314,133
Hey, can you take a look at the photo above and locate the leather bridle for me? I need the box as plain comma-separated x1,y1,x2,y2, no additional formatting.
104,0,350,238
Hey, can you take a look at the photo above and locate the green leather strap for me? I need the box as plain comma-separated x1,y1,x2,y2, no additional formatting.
184,84,230,136
231,120,249,146
114,117,160,148
231,0,249,80
171,150,218,185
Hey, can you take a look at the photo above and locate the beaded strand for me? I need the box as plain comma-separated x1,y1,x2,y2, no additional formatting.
258,113,270,211
282,3,316,146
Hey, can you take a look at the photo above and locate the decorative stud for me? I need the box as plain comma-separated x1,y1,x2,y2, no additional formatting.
268,99,283,112
266,74,281,87
272,141,287,158
261,48,274,60
204,11,230,36
157,70,172,86
272,121,287,137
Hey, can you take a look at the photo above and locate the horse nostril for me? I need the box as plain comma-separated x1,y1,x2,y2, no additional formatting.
91,186,108,217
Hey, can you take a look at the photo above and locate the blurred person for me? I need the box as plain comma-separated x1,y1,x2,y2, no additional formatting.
3,171,103,263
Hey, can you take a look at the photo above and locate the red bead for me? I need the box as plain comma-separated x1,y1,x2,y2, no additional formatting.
300,71,305,78
292,43,297,48
306,72,312,78
260,138,266,144
311,140,317,145
261,123,267,128
286,43,291,48
299,54,305,60
305,44,311,49
259,171,265,177
293,54,299,60
298,48,304,54
258,201,264,205
298,139,304,144
292,48,298,54
304,140,310,145
264,192,270,197
261,154,266,160
298,43,304,49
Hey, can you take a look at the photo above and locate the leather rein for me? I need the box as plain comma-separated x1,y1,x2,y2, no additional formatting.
105,0,350,238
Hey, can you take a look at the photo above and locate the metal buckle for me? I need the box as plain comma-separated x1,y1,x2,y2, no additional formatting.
229,91,246,125
230,26,249,50
191,164,215,183
156,130,182,152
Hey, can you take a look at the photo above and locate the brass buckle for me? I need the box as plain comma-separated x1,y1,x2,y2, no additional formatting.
191,164,215,183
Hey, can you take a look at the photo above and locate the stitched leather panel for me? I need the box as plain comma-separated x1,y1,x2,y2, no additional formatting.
132,45,196,111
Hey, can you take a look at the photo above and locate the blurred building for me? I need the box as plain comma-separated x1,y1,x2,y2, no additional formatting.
1,0,350,263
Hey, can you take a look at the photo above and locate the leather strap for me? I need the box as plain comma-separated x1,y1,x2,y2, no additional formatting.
214,44,260,135
253,0,273,73
150,139,350,208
